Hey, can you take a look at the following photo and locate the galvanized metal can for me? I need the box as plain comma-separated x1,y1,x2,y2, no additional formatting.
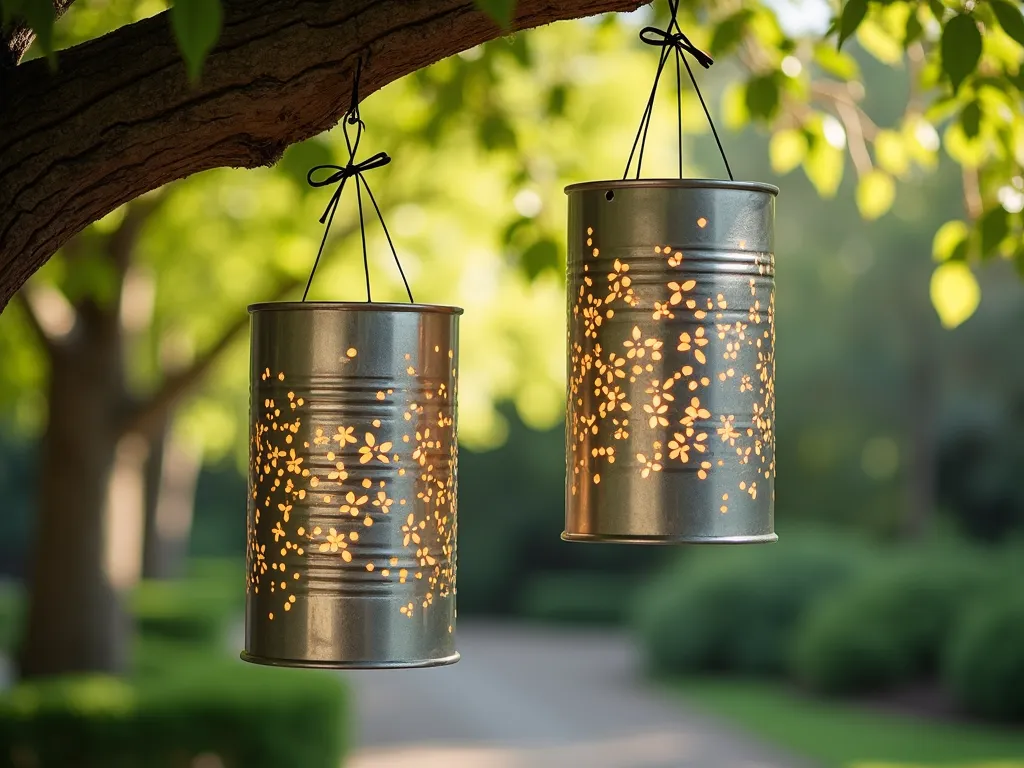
564,179,778,543
244,302,462,667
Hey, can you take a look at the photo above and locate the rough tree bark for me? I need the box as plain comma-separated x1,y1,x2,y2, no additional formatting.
0,0,647,313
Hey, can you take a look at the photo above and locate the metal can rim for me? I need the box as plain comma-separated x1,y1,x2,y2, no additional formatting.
564,178,780,197
247,301,464,315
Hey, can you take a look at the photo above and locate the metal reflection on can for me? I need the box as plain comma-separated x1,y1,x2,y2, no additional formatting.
564,179,778,544
244,302,462,667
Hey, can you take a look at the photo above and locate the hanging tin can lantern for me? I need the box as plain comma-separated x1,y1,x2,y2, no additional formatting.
244,63,462,668
563,1,778,544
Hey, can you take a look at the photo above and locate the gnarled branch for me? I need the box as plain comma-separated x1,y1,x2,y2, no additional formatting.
0,0,647,313
0,0,76,69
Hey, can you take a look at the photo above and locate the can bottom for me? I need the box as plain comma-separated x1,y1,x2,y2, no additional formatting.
239,651,461,670
561,531,778,545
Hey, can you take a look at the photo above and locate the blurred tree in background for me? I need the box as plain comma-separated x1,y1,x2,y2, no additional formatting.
1,0,1024,684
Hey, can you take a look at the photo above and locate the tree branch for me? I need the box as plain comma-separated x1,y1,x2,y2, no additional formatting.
0,0,647,314
121,212,371,438
123,311,250,440
13,288,57,355
0,0,76,69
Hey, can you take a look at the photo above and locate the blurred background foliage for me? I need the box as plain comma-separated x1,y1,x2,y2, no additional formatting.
2,0,1024,765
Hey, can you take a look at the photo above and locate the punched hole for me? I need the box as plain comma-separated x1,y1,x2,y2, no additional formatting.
605,190,615,201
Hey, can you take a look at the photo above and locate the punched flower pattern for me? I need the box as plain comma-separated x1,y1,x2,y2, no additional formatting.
567,224,775,524
247,334,459,627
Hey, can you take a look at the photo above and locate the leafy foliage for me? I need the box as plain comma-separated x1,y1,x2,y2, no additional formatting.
946,590,1024,722
791,549,1005,695
3,0,1024,325
0,660,348,768
474,0,517,29
169,0,221,81
633,535,868,677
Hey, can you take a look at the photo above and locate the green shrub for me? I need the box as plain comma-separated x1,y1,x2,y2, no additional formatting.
945,591,1024,722
633,535,866,677
0,659,348,768
515,571,636,626
0,561,244,655
132,574,241,648
792,549,999,695
0,582,22,655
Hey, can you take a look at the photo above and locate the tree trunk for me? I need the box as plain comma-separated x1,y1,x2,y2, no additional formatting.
0,0,646,312
19,311,131,678
142,417,201,580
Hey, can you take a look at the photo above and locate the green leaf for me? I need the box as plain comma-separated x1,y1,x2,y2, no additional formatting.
813,43,860,80
479,113,516,151
547,84,567,117
991,0,1024,47
721,82,750,129
503,217,533,246
928,0,945,23
930,262,980,328
521,238,559,281
979,205,1010,257
960,100,982,139
856,20,904,64
873,129,909,177
838,0,867,50
941,13,982,93
170,0,223,82
710,10,752,56
803,138,845,198
769,129,808,174
1,0,27,28
20,0,56,66
856,169,896,220
932,220,970,262
745,74,780,121
474,0,516,29
904,8,924,46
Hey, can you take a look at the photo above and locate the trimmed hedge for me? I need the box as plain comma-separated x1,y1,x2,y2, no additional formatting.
132,577,240,648
0,560,243,655
791,550,1000,695
633,535,867,676
0,659,348,768
515,571,636,626
946,591,1024,722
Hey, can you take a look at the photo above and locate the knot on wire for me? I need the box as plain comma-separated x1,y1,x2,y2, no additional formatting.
622,0,733,181
307,152,392,224
638,27,714,70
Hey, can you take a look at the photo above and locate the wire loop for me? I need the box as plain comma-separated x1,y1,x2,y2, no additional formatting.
302,58,414,303
622,0,734,181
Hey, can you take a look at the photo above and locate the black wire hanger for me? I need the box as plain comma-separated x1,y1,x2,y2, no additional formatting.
302,58,414,303
622,0,734,181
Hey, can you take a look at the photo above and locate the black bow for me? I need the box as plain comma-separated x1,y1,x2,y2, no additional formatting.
638,26,714,69
307,152,392,225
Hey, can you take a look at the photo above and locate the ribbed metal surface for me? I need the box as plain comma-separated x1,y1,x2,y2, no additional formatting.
564,180,778,543
244,302,462,667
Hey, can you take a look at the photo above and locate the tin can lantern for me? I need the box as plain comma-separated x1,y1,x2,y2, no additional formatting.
564,179,777,543
244,302,462,667
243,61,462,667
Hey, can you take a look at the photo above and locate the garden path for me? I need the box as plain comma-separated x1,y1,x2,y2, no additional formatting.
345,621,813,768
